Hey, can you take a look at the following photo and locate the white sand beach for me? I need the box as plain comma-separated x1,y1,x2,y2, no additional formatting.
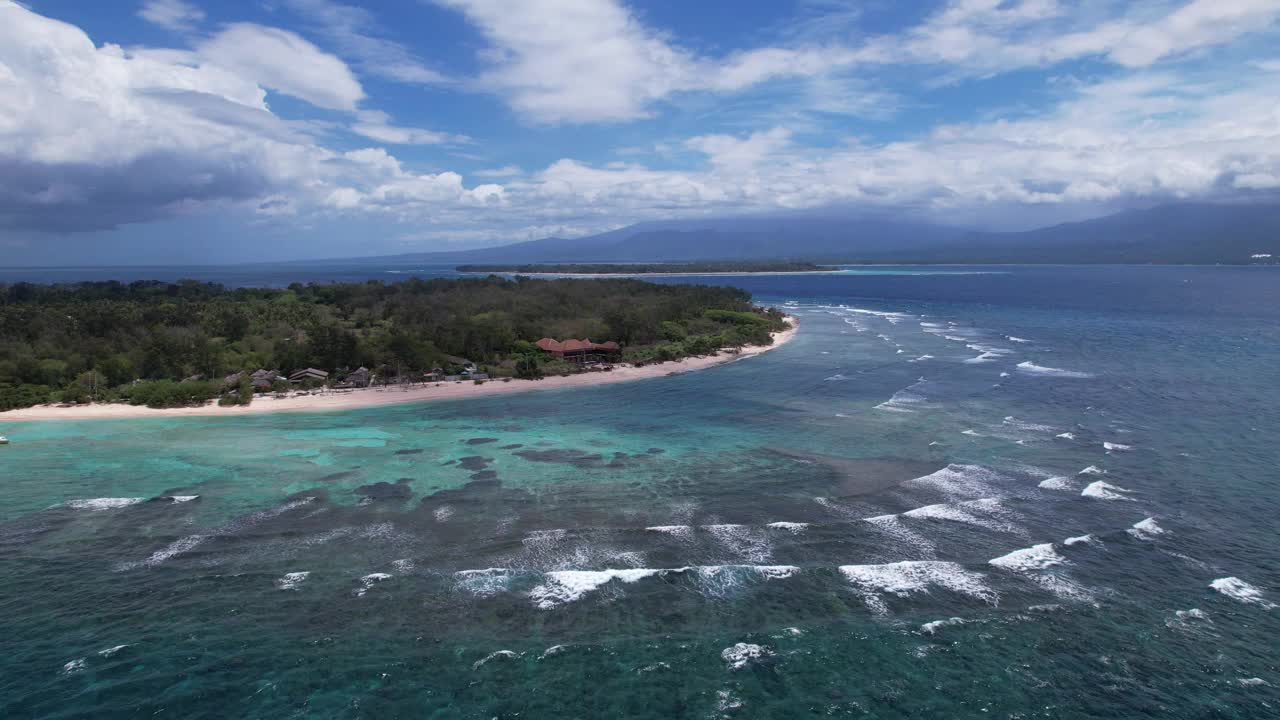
0,318,797,422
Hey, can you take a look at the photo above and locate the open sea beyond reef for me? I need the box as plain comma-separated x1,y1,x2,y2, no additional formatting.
2,265,1280,719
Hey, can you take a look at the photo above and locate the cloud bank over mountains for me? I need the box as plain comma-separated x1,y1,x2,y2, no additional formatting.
0,0,1277,260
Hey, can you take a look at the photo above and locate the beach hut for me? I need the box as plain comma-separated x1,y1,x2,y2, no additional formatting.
289,368,329,384
347,366,371,388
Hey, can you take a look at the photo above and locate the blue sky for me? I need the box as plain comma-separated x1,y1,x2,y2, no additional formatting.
2,0,1279,264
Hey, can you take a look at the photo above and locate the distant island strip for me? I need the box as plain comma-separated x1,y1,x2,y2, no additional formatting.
456,262,827,274
0,277,795,418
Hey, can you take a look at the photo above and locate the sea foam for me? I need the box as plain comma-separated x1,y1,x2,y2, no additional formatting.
275,571,311,590
1016,361,1094,379
721,643,774,670
1127,517,1166,540
839,561,996,614
1210,577,1277,609
1081,480,1133,501
63,497,145,511
530,569,662,609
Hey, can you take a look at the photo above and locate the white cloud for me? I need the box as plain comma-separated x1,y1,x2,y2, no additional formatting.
138,0,205,32
279,0,447,84
351,110,467,145
196,23,365,111
473,165,523,178
436,0,1280,125
0,2,491,232
435,0,694,123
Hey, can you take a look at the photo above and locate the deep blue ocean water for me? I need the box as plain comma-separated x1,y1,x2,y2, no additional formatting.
2,266,1279,718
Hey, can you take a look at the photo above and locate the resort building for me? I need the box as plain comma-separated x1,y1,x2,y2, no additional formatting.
289,368,329,384
535,338,622,363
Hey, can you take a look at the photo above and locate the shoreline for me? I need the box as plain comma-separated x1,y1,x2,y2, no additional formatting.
0,317,797,423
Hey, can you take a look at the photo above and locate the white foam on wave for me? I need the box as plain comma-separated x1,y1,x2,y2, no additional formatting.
839,561,997,614
990,543,1065,572
1103,442,1132,452
1016,361,1094,379
1038,476,1075,491
904,464,1007,499
1063,534,1097,546
902,500,1020,534
137,534,208,568
275,571,310,590
645,524,693,540
766,522,809,534
703,524,772,563
824,373,848,382
1238,677,1270,687
454,568,513,597
1081,480,1134,501
434,505,455,522
62,658,86,674
694,564,799,596
391,558,415,573
875,388,926,413
530,568,663,609
1210,577,1277,609
864,514,936,557
98,644,129,657
355,572,392,597
1079,465,1105,475
473,650,521,670
990,543,1093,601
722,643,774,670
123,495,319,571
1056,432,1076,440
920,617,967,635
1007,336,1032,344
1003,416,1057,433
1127,517,1166,540
63,497,145,511
909,354,934,363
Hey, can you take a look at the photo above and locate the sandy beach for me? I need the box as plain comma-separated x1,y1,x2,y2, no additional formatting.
0,317,796,422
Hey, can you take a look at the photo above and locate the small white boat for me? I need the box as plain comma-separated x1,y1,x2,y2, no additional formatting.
0,436,9,445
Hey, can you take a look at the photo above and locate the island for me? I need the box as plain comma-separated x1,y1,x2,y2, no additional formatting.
456,262,827,274
0,277,794,417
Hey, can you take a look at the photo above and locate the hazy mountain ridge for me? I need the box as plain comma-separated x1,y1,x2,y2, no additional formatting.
318,203,1280,266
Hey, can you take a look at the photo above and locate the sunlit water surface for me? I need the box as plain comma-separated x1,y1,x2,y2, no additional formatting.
2,266,1279,718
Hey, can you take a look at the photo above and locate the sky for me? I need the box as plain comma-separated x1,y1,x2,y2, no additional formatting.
1,0,1279,265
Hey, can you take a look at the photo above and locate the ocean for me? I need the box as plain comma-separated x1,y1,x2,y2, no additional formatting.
1,265,1278,718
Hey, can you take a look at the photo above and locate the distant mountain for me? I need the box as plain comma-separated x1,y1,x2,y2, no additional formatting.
311,203,1280,267
327,216,970,265
894,203,1280,265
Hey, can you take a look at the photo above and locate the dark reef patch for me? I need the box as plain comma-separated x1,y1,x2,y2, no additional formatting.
316,470,359,483
464,438,499,445
499,444,524,450
394,448,425,455
353,479,414,501
458,456,493,471
514,448,606,468
469,470,498,482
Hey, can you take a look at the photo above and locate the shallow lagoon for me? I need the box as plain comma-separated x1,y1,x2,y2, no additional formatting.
2,266,1279,718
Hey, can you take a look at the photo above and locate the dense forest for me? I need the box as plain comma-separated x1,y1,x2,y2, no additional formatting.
456,262,824,274
0,277,787,410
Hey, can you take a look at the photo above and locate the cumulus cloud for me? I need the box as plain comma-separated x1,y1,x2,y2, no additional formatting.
0,2,490,232
138,0,205,32
196,23,365,111
436,0,1280,124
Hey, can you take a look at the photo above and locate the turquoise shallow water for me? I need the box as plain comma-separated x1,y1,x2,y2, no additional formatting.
2,267,1279,718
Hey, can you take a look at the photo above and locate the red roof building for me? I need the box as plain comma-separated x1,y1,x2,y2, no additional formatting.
535,338,622,363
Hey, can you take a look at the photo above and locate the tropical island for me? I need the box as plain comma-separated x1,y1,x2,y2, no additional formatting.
0,277,793,415
456,262,827,274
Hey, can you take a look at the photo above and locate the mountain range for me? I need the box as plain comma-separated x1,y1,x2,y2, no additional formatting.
319,203,1280,266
